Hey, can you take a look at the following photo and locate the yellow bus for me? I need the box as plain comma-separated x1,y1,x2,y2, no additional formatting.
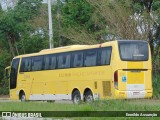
9,40,152,103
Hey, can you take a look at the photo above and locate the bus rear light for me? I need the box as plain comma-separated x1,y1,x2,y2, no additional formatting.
114,70,118,89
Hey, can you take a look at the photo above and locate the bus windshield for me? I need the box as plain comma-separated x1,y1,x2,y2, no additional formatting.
118,41,149,61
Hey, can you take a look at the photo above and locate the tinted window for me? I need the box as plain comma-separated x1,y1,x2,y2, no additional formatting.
20,57,32,72
32,56,43,71
72,51,83,67
98,47,112,65
119,41,148,61
44,54,56,70
84,49,97,67
10,58,20,89
57,53,70,69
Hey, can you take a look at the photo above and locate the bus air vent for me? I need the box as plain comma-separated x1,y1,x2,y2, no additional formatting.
102,81,111,97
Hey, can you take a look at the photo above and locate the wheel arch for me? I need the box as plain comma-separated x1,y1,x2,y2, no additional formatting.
83,87,93,95
83,87,93,101
71,88,81,100
19,89,25,100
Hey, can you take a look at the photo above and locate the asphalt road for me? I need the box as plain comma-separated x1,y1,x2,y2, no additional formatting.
0,95,160,104
0,95,73,103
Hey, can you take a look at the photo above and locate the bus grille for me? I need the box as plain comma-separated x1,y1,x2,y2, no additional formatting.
102,81,111,97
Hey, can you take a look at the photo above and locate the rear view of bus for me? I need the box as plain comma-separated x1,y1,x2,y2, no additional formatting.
114,40,152,99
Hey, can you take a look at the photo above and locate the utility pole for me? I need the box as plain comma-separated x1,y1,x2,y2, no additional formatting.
57,0,62,47
48,0,53,48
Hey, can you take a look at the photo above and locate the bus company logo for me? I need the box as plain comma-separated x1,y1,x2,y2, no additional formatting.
2,112,42,118
2,112,11,118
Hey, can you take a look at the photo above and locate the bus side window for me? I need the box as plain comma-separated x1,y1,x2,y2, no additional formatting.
20,58,32,72
26,58,32,71
100,47,112,65
32,56,43,71
10,58,20,89
50,55,56,69
72,51,83,68
44,54,56,70
57,53,70,69
84,49,97,67
44,55,50,70
20,60,25,72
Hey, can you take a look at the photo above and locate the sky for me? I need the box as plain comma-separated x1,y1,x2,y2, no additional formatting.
0,0,58,11
0,0,14,10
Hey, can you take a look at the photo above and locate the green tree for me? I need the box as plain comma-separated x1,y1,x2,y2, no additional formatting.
0,49,10,95
60,0,160,70
60,0,101,45
0,0,42,57
0,0,49,95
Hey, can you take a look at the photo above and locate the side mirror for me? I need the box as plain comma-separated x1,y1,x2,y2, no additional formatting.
5,66,11,79
5,69,9,79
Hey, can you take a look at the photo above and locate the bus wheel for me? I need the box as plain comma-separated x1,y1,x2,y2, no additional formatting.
20,92,26,102
72,90,81,104
84,91,93,103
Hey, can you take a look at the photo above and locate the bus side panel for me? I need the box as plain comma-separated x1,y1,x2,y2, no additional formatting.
10,89,18,100
17,72,32,100
66,66,113,100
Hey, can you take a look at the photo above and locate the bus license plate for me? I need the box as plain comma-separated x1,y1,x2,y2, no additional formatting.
133,92,140,96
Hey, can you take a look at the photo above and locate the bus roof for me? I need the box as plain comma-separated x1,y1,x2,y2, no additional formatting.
13,40,147,59
39,45,89,53
13,42,111,59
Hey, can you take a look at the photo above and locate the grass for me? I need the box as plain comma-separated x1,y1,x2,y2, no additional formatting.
0,100,159,120
0,101,89,111
0,99,159,111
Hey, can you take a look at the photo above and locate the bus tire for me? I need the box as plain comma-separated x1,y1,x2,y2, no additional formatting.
20,92,26,102
72,90,81,104
84,91,93,103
